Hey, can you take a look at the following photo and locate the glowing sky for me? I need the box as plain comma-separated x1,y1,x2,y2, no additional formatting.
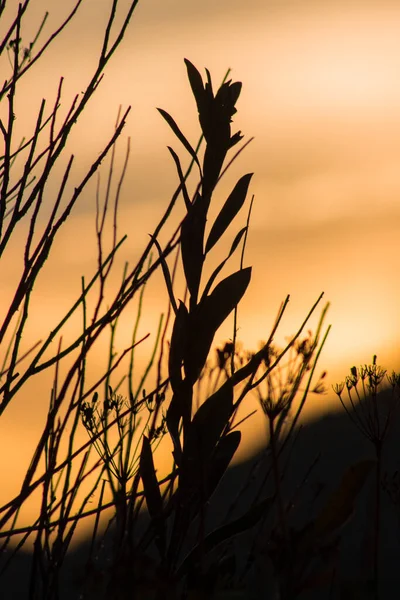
11,0,399,389
1,0,400,536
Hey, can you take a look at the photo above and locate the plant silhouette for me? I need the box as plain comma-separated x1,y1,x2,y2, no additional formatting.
1,3,400,600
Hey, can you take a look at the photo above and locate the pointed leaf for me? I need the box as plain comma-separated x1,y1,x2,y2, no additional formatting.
215,80,242,123
313,459,375,538
150,235,178,315
167,146,191,211
184,267,251,382
184,58,209,136
208,79,241,153
205,173,253,254
229,81,242,107
179,430,241,526
140,435,163,518
140,435,166,557
185,59,205,106
206,430,241,495
184,382,234,464
205,67,213,94
185,61,243,198
168,301,188,394
166,392,183,466
229,226,248,256
202,267,252,330
166,386,193,468
157,107,201,171
229,130,244,149
177,495,274,578
181,195,207,304
202,226,247,299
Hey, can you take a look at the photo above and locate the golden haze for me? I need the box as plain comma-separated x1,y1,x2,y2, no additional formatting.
1,0,400,541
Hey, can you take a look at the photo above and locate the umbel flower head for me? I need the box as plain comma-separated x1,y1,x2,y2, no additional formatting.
333,356,400,447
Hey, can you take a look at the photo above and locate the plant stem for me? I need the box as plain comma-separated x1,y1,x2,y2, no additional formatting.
374,443,382,600
269,417,287,543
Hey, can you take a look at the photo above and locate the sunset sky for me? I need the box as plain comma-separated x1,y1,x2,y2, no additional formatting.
1,0,400,537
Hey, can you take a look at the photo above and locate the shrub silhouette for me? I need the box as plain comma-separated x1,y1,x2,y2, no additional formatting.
1,3,399,600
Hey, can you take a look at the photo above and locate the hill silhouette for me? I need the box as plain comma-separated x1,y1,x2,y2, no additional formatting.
2,385,400,599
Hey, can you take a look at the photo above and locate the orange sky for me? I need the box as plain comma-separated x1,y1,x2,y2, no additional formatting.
1,0,400,540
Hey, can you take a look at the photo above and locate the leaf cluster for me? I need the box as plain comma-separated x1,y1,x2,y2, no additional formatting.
3,4,389,600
